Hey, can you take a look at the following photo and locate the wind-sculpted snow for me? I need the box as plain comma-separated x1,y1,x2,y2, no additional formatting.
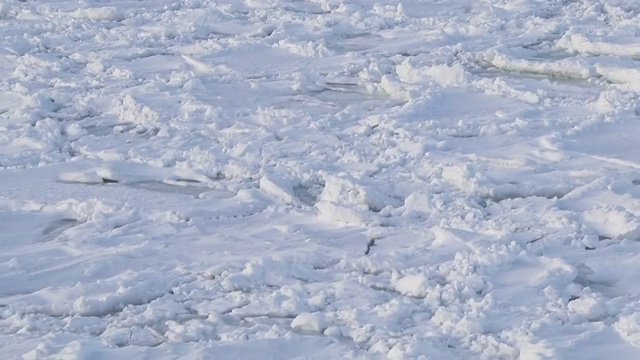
2,0,640,358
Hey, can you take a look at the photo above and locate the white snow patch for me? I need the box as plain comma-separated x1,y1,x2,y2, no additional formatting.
559,34,640,58
596,65,640,89
291,312,328,333
402,191,435,218
615,313,640,348
568,296,606,322
259,173,297,205
70,8,125,22
378,75,408,100
394,273,429,298
484,52,594,79
315,200,369,225
583,206,640,240
318,174,398,212
397,61,470,87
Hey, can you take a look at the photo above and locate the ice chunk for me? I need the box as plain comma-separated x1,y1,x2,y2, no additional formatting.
70,7,125,22
291,312,328,333
568,296,606,322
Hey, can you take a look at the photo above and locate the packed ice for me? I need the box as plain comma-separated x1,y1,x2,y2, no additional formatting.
2,0,640,358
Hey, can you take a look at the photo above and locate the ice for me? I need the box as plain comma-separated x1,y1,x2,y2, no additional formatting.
69,7,125,22
568,296,607,322
393,274,430,298
483,51,595,80
259,173,297,205
2,0,640,358
559,34,640,59
396,61,470,87
290,312,329,334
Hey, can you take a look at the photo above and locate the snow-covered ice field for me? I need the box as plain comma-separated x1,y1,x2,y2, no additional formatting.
2,0,640,358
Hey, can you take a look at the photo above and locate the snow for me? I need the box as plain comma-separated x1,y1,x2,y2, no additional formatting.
2,0,640,358
291,312,329,333
69,8,125,22
394,273,430,298
259,173,297,205
568,296,607,322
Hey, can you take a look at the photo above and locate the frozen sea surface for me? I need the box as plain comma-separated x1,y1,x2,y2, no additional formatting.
2,0,640,359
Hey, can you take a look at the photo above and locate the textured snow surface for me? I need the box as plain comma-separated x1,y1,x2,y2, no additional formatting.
2,0,640,358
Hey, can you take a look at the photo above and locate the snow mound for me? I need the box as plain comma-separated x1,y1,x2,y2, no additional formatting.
70,8,124,22
616,313,640,348
397,61,469,87
568,296,606,322
394,273,430,298
484,51,594,80
559,34,640,58
291,312,328,333
583,206,640,241
259,173,297,205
